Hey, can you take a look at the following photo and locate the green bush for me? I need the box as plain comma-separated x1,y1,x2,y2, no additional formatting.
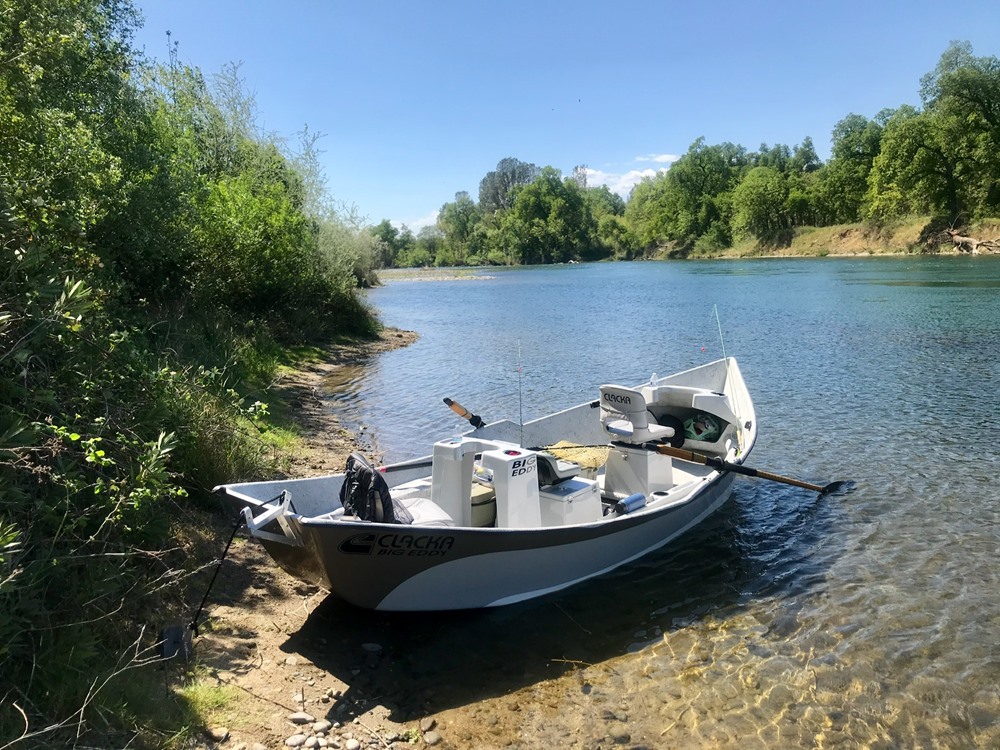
0,2,381,744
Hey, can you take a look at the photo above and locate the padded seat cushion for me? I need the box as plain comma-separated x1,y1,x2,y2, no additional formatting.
399,495,456,527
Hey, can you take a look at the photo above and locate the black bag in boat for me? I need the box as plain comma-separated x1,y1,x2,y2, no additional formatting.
339,452,413,524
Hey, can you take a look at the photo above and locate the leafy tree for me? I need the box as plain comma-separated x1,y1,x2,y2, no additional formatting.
503,167,594,264
478,157,541,213
624,172,677,247
583,184,626,218
752,142,792,171
468,213,511,265
597,214,639,259
790,137,822,173
417,225,446,265
785,182,817,228
865,105,970,221
918,41,1000,215
626,139,745,251
370,219,408,267
437,191,481,264
1,4,383,741
920,40,1000,138
580,185,628,259
313,207,383,290
194,174,308,317
395,226,436,267
749,138,820,175
0,0,139,266
813,112,887,223
780,139,823,227
731,166,791,244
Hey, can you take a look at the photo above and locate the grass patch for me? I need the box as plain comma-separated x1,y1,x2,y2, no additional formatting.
177,678,240,717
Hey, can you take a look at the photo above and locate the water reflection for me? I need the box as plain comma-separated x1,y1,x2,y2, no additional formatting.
280,493,753,716
278,481,845,725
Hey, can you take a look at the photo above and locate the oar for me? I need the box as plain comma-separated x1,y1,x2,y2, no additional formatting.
655,444,847,495
443,397,486,429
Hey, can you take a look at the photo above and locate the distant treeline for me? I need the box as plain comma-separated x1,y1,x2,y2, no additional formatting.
373,40,1000,266
1,1,381,744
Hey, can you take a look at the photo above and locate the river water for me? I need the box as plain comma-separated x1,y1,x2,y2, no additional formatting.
314,257,1000,748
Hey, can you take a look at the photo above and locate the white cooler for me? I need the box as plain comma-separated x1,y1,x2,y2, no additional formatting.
539,478,602,526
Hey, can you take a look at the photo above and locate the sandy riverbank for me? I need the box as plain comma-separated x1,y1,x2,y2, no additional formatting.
186,328,591,750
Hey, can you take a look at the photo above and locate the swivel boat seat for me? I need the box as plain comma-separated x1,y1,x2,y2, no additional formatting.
599,385,677,500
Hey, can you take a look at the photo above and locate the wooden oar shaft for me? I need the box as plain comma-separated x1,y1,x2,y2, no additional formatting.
745,468,825,493
655,444,826,493
443,398,485,428
744,470,826,492
444,398,469,419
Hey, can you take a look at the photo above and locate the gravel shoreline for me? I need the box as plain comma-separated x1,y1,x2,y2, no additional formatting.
187,328,506,750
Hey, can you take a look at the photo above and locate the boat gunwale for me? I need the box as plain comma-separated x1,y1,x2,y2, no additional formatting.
227,446,753,539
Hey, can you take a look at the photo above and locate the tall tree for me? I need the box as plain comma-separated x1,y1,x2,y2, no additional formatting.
478,157,541,213
583,184,626,218
437,191,481,264
625,173,679,248
625,138,746,251
731,166,790,244
790,137,822,173
0,0,140,262
752,143,792,171
813,112,887,223
504,167,593,264
919,41,1000,214
866,105,969,221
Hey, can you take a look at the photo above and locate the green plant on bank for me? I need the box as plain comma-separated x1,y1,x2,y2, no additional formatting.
0,1,380,746
401,727,424,743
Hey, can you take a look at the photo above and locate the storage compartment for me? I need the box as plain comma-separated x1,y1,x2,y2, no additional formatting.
603,444,674,499
642,384,739,452
539,478,602,526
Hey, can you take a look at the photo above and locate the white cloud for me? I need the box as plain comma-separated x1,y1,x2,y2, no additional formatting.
580,153,680,199
636,153,681,164
393,210,439,233
585,166,669,199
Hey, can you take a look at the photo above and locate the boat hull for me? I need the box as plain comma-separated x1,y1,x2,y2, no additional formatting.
260,472,736,610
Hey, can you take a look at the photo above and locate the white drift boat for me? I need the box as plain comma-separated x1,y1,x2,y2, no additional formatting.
215,357,758,611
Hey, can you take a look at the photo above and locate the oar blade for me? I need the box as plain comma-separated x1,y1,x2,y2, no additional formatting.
819,480,854,496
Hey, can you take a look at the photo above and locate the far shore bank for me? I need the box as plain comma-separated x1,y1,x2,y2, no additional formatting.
377,218,1000,282
701,217,1000,259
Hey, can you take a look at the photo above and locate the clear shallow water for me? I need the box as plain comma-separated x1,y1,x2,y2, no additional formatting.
311,257,1000,748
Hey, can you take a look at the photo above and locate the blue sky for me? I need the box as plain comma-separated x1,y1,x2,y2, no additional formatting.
131,0,999,231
